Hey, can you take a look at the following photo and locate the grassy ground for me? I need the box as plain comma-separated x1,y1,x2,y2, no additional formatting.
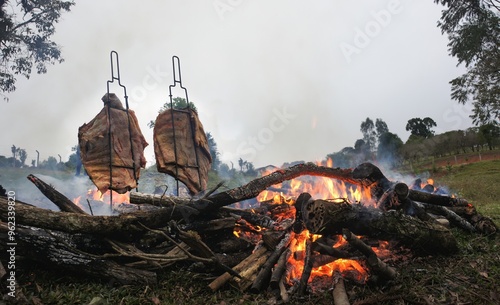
1,160,499,304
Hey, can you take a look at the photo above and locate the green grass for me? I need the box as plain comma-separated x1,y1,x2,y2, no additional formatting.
433,160,500,227
2,161,500,304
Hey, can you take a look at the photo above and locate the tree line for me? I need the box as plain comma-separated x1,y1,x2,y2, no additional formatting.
327,117,500,169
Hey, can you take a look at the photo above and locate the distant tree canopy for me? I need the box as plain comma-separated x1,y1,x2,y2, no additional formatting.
206,132,221,171
0,0,75,96
148,97,197,128
434,0,500,125
405,117,437,139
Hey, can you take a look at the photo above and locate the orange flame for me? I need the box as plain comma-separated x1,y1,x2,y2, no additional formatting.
73,187,130,206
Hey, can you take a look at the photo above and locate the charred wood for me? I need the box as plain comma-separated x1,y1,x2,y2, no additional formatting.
27,174,86,214
311,241,351,259
408,189,470,207
421,203,476,233
301,197,458,255
0,222,156,285
222,207,276,229
342,229,396,282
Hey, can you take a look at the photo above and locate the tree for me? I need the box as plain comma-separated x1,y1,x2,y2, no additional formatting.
1,0,75,96
375,118,389,139
360,118,376,151
377,132,403,166
148,97,197,128
405,117,437,138
10,144,16,166
434,0,500,125
18,148,27,166
206,132,221,171
238,158,247,172
478,123,500,150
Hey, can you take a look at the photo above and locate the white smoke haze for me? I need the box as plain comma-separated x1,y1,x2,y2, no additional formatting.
1,0,472,169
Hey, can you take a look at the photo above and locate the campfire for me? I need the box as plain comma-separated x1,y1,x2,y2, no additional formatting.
1,162,497,303
1,54,497,303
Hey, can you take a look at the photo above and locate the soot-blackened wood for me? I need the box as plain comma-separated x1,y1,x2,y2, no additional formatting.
27,174,86,214
351,162,392,198
0,197,189,239
205,163,364,210
421,203,476,233
435,205,497,235
0,223,156,285
342,229,396,282
301,196,458,255
408,189,470,207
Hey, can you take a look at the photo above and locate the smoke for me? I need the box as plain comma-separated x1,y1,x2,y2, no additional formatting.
0,0,471,170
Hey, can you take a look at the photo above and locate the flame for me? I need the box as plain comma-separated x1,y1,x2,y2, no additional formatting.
257,174,372,206
285,230,369,284
235,165,380,286
73,187,130,207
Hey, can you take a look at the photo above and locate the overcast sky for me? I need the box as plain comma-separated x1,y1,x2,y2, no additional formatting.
1,0,473,169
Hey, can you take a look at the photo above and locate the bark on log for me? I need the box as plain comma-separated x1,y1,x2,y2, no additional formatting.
27,174,86,214
208,246,268,291
205,163,363,210
408,189,470,207
130,163,362,213
342,229,396,282
426,204,497,235
301,196,458,255
129,192,192,207
421,203,476,233
0,222,156,285
333,275,350,305
250,232,292,293
269,248,291,290
233,251,271,292
0,197,198,239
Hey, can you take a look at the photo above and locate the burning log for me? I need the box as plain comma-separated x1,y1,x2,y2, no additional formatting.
27,174,86,214
204,163,364,210
297,238,314,296
301,196,458,255
342,229,396,282
311,241,351,259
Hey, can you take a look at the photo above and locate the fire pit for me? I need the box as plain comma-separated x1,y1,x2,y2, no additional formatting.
0,161,496,303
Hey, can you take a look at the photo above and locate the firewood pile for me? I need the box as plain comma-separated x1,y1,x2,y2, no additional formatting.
0,162,497,303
